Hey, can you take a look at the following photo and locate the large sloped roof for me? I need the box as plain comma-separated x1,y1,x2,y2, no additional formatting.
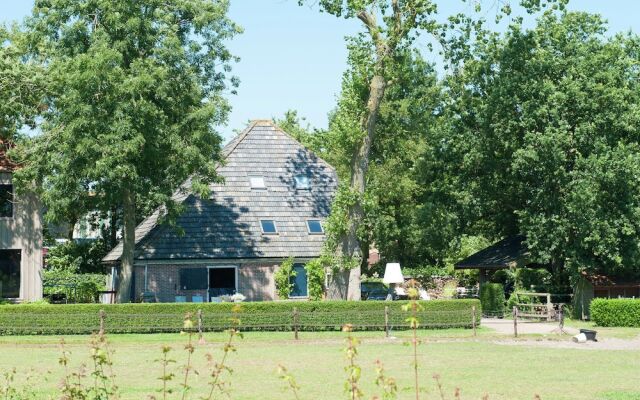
454,235,530,270
104,120,337,262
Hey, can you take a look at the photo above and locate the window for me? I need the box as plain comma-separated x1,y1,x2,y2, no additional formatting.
0,185,12,218
307,220,324,234
294,175,311,190
260,219,278,234
249,176,266,189
290,263,308,297
0,250,20,298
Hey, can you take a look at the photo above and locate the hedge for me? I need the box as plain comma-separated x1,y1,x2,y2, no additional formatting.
480,283,505,316
590,298,640,327
0,299,481,335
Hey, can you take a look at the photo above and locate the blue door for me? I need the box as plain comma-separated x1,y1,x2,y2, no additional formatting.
290,264,308,297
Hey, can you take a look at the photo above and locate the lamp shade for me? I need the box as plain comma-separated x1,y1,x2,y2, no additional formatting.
383,263,404,284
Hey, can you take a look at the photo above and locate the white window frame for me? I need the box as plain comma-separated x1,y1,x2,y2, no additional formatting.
294,174,311,190
260,219,279,235
207,265,239,302
306,219,324,234
249,176,266,189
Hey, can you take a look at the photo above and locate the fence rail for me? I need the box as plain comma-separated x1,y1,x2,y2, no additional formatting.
0,307,478,336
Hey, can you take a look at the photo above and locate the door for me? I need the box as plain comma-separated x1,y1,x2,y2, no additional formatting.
290,263,308,297
0,250,20,299
208,266,237,300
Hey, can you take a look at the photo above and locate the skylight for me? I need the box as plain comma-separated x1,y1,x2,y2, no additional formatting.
250,176,266,189
260,220,278,234
294,175,311,189
307,220,324,234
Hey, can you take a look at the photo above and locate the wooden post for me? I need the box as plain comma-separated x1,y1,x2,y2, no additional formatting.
384,306,390,338
558,305,564,333
546,293,552,322
99,309,105,336
513,306,518,338
472,306,477,337
197,309,203,340
293,307,299,340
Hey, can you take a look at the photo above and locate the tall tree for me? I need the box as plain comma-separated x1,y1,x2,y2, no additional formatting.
300,1,562,297
13,0,240,302
427,12,640,282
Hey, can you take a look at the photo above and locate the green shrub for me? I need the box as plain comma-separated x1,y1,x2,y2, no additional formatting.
274,257,295,299
42,270,107,303
0,299,481,335
480,283,505,316
590,299,640,327
304,258,326,300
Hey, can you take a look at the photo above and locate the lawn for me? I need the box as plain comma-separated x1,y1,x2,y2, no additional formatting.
0,327,639,400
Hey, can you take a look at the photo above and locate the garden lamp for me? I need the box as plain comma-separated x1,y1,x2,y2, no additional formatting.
383,262,403,301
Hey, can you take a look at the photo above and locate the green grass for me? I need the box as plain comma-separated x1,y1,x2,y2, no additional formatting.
1,328,639,399
564,319,640,339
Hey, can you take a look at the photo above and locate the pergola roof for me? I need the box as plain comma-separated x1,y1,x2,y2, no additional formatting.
454,235,530,270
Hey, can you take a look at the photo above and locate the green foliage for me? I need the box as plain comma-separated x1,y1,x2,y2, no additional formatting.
274,257,296,300
42,270,106,304
479,283,505,316
0,27,46,140
429,11,640,280
590,299,640,328
11,1,241,298
0,299,480,335
304,258,327,301
46,240,109,274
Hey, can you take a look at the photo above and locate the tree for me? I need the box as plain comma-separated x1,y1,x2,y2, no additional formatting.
13,0,241,302
429,12,640,282
299,0,439,276
0,26,45,140
301,1,564,298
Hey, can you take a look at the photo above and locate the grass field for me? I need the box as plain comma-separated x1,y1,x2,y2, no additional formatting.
0,325,639,400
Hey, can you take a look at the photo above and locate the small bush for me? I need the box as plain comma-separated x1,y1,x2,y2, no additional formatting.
590,298,640,327
480,283,505,316
0,299,480,335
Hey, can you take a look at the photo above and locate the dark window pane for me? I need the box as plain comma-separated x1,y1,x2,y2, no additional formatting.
179,268,208,290
209,267,236,297
290,264,308,297
307,220,324,234
261,220,278,234
0,250,20,298
0,185,12,218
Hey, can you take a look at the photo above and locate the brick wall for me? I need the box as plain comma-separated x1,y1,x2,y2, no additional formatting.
133,262,277,302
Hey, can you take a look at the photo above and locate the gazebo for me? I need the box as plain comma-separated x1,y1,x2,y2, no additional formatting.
454,236,540,288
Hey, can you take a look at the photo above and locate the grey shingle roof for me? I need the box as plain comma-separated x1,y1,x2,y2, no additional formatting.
103,120,337,262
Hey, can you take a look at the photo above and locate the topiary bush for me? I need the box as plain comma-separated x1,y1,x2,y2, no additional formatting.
590,298,640,327
0,299,481,335
480,283,505,316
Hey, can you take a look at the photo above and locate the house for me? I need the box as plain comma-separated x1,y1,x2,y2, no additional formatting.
103,120,359,302
574,272,640,319
0,139,43,301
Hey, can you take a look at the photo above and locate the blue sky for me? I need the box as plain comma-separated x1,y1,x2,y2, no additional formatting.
2,1,639,140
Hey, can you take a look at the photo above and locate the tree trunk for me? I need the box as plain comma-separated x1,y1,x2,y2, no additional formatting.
335,71,387,300
116,187,136,303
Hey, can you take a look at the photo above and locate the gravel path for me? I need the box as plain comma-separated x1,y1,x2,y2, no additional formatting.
482,317,579,335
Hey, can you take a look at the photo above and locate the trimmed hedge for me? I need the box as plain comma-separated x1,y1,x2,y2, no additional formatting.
0,299,481,335
590,298,640,327
480,283,505,316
